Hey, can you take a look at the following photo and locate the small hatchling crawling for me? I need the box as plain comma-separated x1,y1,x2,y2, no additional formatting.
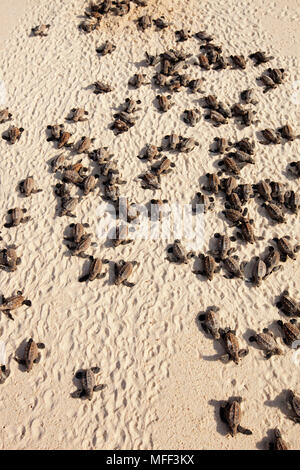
77,136,95,154
276,290,300,317
79,256,109,282
0,108,12,124
269,429,289,450
230,55,247,69
192,192,215,214
66,108,89,123
60,195,81,218
262,202,285,224
277,319,300,346
151,156,175,176
286,390,300,424
249,328,283,359
248,256,268,287
273,236,300,261
64,222,90,244
137,15,152,31
72,367,106,400
220,397,252,437
288,161,300,178
198,306,220,339
193,253,220,281
93,81,113,94
249,51,274,66
19,176,42,197
128,73,150,88
222,255,245,279
212,233,236,261
67,233,93,258
2,126,24,144
31,24,50,37
259,128,280,145
183,109,201,126
156,95,174,112
4,208,30,228
96,41,116,56
166,240,195,264
114,260,139,287
15,338,45,372
177,137,199,153
0,365,10,384
0,291,31,321
0,245,21,272
137,144,161,162
219,328,249,364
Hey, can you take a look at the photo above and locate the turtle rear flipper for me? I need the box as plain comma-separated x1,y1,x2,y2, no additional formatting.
219,405,227,423
239,348,249,358
37,343,45,349
79,274,89,282
237,424,252,435
71,389,83,399
93,384,106,392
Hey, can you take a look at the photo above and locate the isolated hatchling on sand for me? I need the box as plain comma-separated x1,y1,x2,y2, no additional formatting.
166,240,195,264
2,126,24,144
286,390,300,424
193,254,220,281
188,78,205,93
276,290,300,317
67,233,93,258
205,110,228,126
79,16,101,33
4,208,30,228
137,15,152,31
164,133,180,151
269,429,289,450
60,195,80,218
288,161,300,178
284,190,300,214
175,29,191,42
278,124,300,142
0,291,31,321
193,192,215,214
96,41,116,56
153,17,170,30
240,89,258,105
249,328,283,359
194,30,214,42
128,73,150,89
258,73,277,93
124,98,141,113
0,108,12,124
277,319,300,346
234,137,255,155
66,108,89,123
151,156,175,176
31,24,50,37
222,255,245,280
114,260,139,287
177,137,199,153
211,137,232,154
15,338,45,372
260,128,281,145
19,176,42,197
139,172,161,190
220,397,252,437
183,109,201,127
198,306,220,339
0,365,10,384
79,256,109,282
156,95,173,112
219,328,249,365
230,55,247,69
249,50,274,65
273,236,300,261
93,81,113,94
72,367,106,400
0,246,21,272
262,202,285,223
47,123,64,142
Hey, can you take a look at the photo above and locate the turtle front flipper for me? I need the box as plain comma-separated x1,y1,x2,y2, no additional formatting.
93,384,106,392
75,371,83,379
79,253,89,259
123,281,135,288
4,311,14,321
237,424,252,435
79,274,89,282
37,343,45,349
91,366,100,374
238,348,249,358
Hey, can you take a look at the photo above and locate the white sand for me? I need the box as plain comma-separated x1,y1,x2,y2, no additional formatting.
0,0,299,450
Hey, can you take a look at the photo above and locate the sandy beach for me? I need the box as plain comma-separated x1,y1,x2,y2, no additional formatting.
0,0,299,450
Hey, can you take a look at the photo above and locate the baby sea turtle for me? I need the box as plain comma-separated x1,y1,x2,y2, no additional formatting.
269,429,289,450
183,109,201,126
240,89,258,105
220,397,252,436
230,55,247,69
96,41,116,56
211,137,232,154
249,328,283,358
51,153,66,172
81,174,99,196
253,180,272,201
278,124,300,142
268,68,285,84
156,95,174,112
66,108,89,123
188,78,205,93
222,255,245,279
60,196,80,218
273,236,299,261
0,365,10,384
286,390,300,424
175,29,191,42
112,224,133,247
77,136,95,154
198,54,210,70
271,181,285,204
236,183,254,204
31,24,50,37
114,260,139,287
123,98,141,113
262,202,285,223
202,172,221,194
284,190,300,214
4,208,30,228
0,108,12,124
47,123,64,141
277,319,300,346
236,219,256,244
193,192,215,214
213,233,236,261
259,128,280,145
222,208,247,226
234,137,255,155
79,17,101,33
15,338,45,372
151,156,175,176
198,306,220,339
258,73,277,93
138,144,161,162
249,51,274,65
153,17,170,30
164,133,180,151
0,291,31,321
65,222,89,244
0,246,21,272
193,254,220,281
218,156,240,175
264,246,281,275
139,172,161,190
19,176,42,197
111,119,130,135
178,137,199,153
219,329,249,365
79,256,109,282
220,176,238,196
276,290,300,317
248,256,268,287
93,81,113,94
72,367,106,400
67,233,93,258
102,183,120,202
57,131,73,149
167,240,195,264
204,110,228,126
129,74,150,88
288,161,300,178
137,15,152,31
225,193,243,212
2,126,24,144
